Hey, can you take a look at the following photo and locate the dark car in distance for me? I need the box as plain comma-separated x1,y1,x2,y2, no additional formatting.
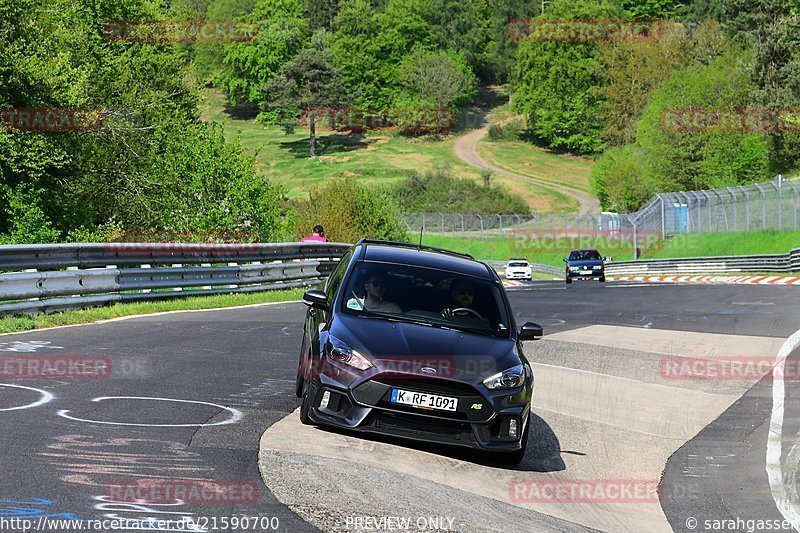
564,249,606,284
296,239,543,464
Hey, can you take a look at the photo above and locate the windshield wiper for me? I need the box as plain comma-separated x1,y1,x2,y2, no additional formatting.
358,310,500,337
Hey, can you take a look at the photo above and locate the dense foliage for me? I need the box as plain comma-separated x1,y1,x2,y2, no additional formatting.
295,177,409,243
389,166,531,214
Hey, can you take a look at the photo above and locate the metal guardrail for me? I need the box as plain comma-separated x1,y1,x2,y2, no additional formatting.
0,242,351,317
605,248,800,275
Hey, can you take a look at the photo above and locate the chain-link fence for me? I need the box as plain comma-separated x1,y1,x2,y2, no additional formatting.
402,178,800,259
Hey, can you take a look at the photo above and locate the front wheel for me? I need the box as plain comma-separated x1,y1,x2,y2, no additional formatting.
299,377,315,425
599,276,606,282
565,277,572,284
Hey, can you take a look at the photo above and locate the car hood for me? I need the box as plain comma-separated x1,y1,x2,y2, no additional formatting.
331,314,519,378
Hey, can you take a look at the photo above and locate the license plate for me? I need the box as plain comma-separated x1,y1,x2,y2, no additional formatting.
390,389,458,411
580,270,593,275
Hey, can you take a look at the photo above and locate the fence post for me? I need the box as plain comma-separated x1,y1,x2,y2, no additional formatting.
440,214,444,235
744,189,751,230
702,190,712,231
754,184,767,229
726,187,737,232
460,214,465,238
794,185,798,230
659,196,666,239
632,217,638,260
777,182,782,229
477,214,484,241
498,214,503,235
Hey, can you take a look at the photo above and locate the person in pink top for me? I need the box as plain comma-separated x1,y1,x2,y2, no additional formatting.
301,225,327,243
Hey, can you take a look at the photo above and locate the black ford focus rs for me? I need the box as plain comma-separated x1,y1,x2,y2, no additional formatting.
296,239,543,464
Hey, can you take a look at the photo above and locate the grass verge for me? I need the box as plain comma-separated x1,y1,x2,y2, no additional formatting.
423,229,800,267
0,288,307,334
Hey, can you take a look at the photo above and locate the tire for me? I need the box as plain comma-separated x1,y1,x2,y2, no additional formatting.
565,277,572,284
295,357,305,398
599,276,606,282
495,420,529,465
299,376,315,425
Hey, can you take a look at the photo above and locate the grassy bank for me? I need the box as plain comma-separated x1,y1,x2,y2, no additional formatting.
423,230,800,267
0,288,306,334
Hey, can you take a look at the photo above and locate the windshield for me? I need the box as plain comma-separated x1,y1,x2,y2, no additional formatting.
508,262,528,267
341,261,511,337
569,250,601,261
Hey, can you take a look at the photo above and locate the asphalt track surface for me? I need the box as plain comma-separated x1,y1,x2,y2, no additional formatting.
1,280,799,532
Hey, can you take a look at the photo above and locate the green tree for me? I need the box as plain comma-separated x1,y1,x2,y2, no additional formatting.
512,0,624,154
721,0,800,171
397,48,477,109
216,0,309,108
262,31,348,157
597,20,726,146
295,177,408,242
635,51,771,192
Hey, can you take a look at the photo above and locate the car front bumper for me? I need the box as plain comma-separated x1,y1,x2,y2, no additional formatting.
305,372,531,453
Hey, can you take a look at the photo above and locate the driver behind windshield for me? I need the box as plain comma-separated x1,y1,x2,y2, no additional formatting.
346,273,402,313
441,280,489,325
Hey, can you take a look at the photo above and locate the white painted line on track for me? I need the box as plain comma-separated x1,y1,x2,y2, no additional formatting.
0,383,54,412
57,396,243,427
767,326,800,530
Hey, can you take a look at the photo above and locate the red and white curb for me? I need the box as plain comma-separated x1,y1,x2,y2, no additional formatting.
606,275,800,285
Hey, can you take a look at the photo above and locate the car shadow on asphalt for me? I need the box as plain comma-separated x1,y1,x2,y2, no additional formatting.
312,412,567,472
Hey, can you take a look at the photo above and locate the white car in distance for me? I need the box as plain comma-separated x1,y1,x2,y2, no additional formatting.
504,258,532,280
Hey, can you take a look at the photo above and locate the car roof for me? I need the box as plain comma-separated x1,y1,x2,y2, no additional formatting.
355,240,494,279
570,249,600,253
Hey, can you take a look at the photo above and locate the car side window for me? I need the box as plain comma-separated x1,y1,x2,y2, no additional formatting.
325,251,352,301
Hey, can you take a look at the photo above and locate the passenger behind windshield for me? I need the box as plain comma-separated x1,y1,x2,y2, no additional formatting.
440,280,489,326
346,273,402,313
569,250,601,261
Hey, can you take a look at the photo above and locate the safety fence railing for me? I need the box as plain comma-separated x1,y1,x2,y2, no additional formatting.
605,248,800,276
402,178,800,249
0,242,350,317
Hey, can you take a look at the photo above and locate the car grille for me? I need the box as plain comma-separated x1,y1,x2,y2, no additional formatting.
374,412,472,441
373,377,478,396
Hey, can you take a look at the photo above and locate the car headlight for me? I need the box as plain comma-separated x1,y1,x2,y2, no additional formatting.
569,266,580,271
593,265,603,269
483,364,525,390
327,336,373,371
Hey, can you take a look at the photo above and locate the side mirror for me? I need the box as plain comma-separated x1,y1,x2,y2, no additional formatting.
562,258,567,263
519,322,543,341
302,289,329,310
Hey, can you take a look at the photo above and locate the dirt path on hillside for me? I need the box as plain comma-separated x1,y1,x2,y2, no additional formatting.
453,92,601,215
